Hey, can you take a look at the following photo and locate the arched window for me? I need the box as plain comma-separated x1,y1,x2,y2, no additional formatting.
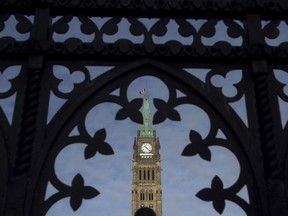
149,190,153,200
140,191,145,201
139,169,141,180
152,169,155,180
143,169,146,180
148,169,150,180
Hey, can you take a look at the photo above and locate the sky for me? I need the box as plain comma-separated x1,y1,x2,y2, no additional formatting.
45,75,249,216
0,15,288,216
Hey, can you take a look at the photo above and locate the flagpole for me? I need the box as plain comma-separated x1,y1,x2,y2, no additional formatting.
145,80,148,99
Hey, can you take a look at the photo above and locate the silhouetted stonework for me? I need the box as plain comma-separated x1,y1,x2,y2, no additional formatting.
0,1,287,216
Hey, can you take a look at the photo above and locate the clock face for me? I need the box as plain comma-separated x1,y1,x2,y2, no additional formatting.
141,143,152,153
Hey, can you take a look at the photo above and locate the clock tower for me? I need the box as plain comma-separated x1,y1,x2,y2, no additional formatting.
131,95,162,216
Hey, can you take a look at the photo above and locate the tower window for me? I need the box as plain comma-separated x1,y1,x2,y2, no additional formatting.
148,170,150,180
140,192,145,200
152,169,155,180
139,170,141,180
144,169,146,180
149,193,153,200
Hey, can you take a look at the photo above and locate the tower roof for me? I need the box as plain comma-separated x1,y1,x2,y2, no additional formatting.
139,95,154,138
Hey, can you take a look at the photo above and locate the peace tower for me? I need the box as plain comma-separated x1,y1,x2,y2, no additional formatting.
131,95,162,216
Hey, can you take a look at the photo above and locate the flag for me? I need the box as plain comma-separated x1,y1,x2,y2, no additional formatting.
139,88,146,94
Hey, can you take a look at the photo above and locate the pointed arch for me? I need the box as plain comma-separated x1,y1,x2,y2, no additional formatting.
32,58,266,214
149,189,154,201
140,189,145,201
39,58,257,170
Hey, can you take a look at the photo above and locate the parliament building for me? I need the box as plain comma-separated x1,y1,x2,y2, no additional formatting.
131,96,162,216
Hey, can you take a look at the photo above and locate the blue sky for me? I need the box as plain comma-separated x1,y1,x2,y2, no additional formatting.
44,75,248,216
0,15,288,216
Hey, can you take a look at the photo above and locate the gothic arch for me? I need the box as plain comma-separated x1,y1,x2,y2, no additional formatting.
30,58,266,215
0,2,287,216
140,190,145,201
148,190,154,201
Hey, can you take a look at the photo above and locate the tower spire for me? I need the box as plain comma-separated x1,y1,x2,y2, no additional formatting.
132,93,162,216
139,94,154,138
